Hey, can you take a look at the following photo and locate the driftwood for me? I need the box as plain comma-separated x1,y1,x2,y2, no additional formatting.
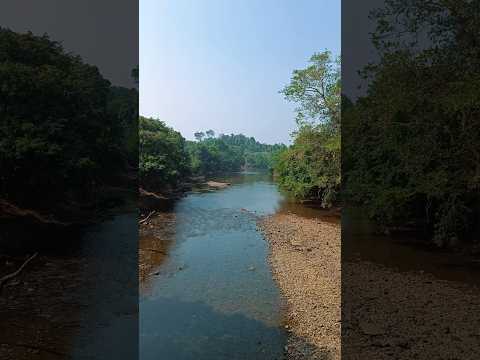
139,188,173,211
0,252,38,288
0,199,68,226
139,211,155,224
139,188,168,200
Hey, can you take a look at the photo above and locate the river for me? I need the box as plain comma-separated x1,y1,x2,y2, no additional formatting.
140,172,292,360
4,172,478,359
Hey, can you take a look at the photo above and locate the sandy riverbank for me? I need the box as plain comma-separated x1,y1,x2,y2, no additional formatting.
343,260,480,359
259,213,480,359
258,214,341,360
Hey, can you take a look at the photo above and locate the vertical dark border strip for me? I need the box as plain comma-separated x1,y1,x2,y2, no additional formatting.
342,0,480,358
0,1,139,359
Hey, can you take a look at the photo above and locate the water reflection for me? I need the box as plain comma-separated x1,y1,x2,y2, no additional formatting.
343,207,480,286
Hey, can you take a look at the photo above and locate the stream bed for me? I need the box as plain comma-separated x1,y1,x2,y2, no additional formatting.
140,173,289,360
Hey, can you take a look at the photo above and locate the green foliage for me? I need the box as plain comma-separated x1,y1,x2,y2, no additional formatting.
343,1,480,245
107,86,139,165
139,117,190,190
187,132,285,175
275,51,341,207
0,28,137,212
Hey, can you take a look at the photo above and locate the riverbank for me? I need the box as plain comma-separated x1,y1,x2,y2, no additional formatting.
139,212,176,294
258,214,341,360
343,260,480,359
139,179,232,213
260,213,480,359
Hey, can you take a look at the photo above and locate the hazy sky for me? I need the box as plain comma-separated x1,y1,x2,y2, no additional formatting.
140,0,340,144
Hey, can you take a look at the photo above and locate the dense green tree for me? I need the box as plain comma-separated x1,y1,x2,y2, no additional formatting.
139,117,190,191
275,51,341,207
186,131,285,175
0,28,135,215
343,1,480,245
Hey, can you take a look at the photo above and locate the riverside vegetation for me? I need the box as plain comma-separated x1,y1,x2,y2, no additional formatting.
139,116,286,198
139,50,341,211
343,1,480,247
0,28,138,225
142,1,479,249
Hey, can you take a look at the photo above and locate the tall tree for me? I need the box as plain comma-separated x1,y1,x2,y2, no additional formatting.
275,51,341,207
281,51,340,128
194,132,205,142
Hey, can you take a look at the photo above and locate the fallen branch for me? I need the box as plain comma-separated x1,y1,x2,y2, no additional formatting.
0,252,38,288
139,211,155,224
0,199,68,226
141,248,166,254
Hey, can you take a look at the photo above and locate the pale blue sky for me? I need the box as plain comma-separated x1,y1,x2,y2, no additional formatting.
140,0,340,144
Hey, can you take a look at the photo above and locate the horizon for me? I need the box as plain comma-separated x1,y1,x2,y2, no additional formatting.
140,0,340,144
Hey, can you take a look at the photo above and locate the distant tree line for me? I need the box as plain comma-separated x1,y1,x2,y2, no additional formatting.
139,120,286,193
189,131,286,175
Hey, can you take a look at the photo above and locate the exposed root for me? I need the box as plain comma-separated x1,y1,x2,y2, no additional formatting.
0,253,38,289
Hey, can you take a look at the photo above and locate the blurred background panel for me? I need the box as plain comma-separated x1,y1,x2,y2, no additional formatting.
342,0,480,358
0,1,138,359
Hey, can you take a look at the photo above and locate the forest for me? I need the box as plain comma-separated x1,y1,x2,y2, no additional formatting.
273,51,341,208
343,1,480,246
0,28,138,222
4,0,477,248
139,116,286,194
265,0,479,247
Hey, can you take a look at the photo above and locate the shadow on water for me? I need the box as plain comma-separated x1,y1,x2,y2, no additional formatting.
141,297,287,360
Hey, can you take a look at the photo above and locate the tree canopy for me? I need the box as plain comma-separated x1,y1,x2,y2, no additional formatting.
0,28,138,216
343,1,480,245
187,132,286,176
275,51,341,207
139,117,190,191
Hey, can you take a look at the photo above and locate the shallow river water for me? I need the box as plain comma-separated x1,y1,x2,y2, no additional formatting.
140,173,291,360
